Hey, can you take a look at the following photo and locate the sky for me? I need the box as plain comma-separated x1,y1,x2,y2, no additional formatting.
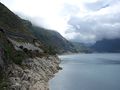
1,0,120,44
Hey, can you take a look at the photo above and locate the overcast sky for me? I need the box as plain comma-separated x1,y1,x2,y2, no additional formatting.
1,0,120,44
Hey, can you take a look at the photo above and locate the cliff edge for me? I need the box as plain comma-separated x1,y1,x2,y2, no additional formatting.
0,2,61,90
0,26,61,90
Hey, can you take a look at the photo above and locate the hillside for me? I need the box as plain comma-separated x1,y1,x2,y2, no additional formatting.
90,39,120,52
0,2,60,90
22,20,80,54
71,42,92,53
0,3,33,38
30,26,79,54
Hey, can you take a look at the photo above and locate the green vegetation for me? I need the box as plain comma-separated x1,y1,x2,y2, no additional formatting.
44,46,57,55
0,32,27,65
0,72,9,90
4,43,27,65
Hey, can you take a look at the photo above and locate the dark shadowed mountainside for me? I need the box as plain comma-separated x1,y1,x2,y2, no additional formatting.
90,39,120,52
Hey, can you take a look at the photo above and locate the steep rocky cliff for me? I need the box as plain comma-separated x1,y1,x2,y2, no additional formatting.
0,23,61,90
7,56,60,90
0,2,60,90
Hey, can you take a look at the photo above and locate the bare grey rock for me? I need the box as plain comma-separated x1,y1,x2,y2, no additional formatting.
8,56,60,90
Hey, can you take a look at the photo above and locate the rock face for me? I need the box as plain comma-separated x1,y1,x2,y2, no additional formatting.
0,2,61,90
8,56,60,90
0,29,61,90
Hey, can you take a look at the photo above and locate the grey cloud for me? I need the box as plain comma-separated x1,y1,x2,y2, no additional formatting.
67,4,120,44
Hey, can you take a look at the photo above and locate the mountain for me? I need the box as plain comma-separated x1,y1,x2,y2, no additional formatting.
31,26,80,54
0,2,75,54
0,2,34,37
90,39,120,52
22,20,84,54
0,2,88,55
0,2,60,90
71,42,92,53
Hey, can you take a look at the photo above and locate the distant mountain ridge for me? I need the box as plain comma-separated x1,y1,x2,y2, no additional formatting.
90,38,120,52
71,41,92,53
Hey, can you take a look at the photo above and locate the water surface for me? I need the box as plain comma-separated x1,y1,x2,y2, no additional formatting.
50,53,120,90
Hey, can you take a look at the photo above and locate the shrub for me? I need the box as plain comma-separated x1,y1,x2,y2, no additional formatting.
4,42,26,65
19,45,23,49
48,46,57,55
13,51,26,65
23,48,28,53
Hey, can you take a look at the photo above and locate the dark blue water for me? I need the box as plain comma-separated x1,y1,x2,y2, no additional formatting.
50,53,120,90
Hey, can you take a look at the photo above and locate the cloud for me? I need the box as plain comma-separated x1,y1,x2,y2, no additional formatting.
1,0,120,44
84,0,112,11
65,0,120,44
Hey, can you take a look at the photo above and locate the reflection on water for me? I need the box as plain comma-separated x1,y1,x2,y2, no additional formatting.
50,53,120,90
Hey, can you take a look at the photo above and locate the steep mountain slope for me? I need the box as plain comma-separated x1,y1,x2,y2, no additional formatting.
90,39,120,52
0,3,33,37
0,2,60,90
31,26,78,54
22,20,78,54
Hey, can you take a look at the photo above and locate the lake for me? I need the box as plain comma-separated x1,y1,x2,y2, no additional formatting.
50,53,120,90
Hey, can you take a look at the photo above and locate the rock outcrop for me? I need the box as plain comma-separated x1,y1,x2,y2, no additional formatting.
0,30,61,90
8,56,60,90
0,2,61,90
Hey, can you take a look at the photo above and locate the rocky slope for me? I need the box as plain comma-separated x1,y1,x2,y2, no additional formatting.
0,29,61,90
0,2,61,90
22,21,78,54
7,56,60,90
